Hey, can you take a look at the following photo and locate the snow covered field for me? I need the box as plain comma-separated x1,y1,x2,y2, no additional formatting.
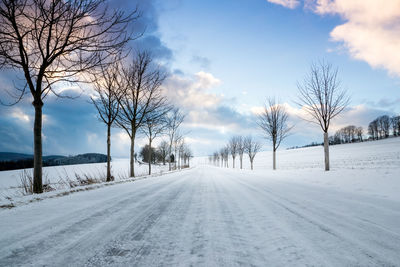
0,138,399,266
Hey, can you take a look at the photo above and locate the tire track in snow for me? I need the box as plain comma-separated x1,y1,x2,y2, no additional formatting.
0,171,189,266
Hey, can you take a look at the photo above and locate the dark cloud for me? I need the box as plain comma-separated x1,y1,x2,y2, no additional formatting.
0,0,173,156
109,0,172,60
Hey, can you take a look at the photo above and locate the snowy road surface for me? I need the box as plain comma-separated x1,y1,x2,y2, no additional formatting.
1,166,399,266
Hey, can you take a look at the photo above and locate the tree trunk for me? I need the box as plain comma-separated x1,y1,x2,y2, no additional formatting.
106,124,111,181
130,130,136,177
324,131,330,171
273,149,276,170
232,156,235,168
250,160,253,170
148,139,152,175
168,146,172,171
33,101,43,194
240,155,243,169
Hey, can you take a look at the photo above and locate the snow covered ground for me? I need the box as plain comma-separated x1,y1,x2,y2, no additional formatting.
0,138,399,266
0,159,169,201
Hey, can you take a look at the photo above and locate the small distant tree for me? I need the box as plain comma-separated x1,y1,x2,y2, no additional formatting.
368,120,378,140
392,116,400,136
257,98,292,170
140,145,156,163
166,108,185,171
356,127,363,142
223,146,230,168
297,61,349,171
219,148,225,168
244,136,262,170
228,136,239,168
157,140,169,165
379,115,391,138
237,136,245,169
141,105,170,175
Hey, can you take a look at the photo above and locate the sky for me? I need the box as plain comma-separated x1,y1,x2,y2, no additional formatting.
1,0,400,157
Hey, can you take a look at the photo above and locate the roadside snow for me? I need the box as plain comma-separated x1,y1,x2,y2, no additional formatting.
0,159,169,201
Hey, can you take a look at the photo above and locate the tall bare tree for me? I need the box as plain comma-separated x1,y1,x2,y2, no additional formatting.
166,107,185,171
258,99,292,170
0,0,136,193
90,62,123,181
244,136,261,170
228,136,239,168
297,61,349,171
140,104,170,175
116,51,167,177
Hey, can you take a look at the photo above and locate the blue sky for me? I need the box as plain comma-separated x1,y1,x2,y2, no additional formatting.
1,0,400,157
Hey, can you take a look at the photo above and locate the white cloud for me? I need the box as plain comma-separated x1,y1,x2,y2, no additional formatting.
266,0,300,9
313,0,400,76
163,71,222,109
267,0,400,76
11,108,30,123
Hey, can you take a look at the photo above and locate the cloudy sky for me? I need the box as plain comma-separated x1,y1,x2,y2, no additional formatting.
1,0,400,157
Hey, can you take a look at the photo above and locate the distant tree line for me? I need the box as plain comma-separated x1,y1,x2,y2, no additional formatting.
210,136,261,170
330,125,363,145
368,115,400,140
289,114,400,149
0,154,107,171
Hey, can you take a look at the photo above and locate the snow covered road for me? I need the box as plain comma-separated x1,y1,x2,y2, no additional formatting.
1,166,399,266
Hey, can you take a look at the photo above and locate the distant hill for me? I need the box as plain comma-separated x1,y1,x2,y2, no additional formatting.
0,152,66,162
0,153,108,171
0,152,33,161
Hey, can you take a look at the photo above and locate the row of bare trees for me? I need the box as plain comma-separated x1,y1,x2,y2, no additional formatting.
210,136,261,170
0,0,190,193
0,0,141,193
91,59,191,177
368,115,400,140
212,61,349,172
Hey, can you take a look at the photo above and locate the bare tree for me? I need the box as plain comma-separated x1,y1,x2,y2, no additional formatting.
140,104,170,175
0,0,136,193
90,62,123,181
174,132,183,170
228,136,239,168
157,140,169,165
244,136,261,170
297,61,349,171
219,148,225,168
392,116,400,136
257,98,292,170
183,146,193,168
166,107,185,171
116,51,167,177
237,136,245,169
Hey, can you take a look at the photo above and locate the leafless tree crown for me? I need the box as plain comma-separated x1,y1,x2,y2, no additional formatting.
258,98,292,151
296,61,349,132
0,0,138,104
116,50,167,137
244,136,261,161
